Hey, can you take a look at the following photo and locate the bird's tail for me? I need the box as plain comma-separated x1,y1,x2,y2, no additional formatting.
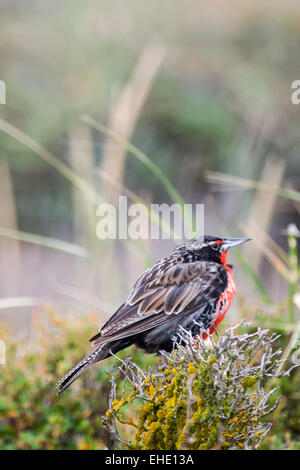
57,336,136,394
56,345,108,394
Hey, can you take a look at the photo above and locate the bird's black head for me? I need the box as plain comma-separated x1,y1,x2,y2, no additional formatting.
177,235,251,265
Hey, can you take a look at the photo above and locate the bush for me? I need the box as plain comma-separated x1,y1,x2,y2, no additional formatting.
1,312,300,450
0,312,154,450
104,325,296,450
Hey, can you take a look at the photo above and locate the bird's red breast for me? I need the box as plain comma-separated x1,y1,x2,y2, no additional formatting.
203,252,237,338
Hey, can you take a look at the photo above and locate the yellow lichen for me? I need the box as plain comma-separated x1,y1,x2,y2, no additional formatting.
188,362,197,374
241,376,257,389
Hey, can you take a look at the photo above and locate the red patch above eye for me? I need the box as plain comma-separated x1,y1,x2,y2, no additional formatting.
215,239,224,245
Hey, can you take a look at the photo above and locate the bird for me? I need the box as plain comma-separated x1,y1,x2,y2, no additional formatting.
57,235,250,394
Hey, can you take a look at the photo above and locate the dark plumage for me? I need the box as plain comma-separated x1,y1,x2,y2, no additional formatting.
57,235,250,393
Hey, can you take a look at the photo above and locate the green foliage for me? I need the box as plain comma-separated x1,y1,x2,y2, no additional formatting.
261,343,300,450
0,313,153,450
0,317,107,449
1,313,300,450
264,384,300,449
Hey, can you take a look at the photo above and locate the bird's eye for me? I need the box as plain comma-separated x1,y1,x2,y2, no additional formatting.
211,243,219,251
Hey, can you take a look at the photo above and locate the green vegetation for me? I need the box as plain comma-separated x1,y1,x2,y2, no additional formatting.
0,312,154,450
0,0,300,451
1,308,300,450
0,314,109,450
104,327,295,450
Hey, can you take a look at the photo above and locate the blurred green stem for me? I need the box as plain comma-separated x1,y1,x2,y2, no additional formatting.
206,171,300,203
82,115,196,234
287,224,299,323
0,118,101,205
0,227,90,258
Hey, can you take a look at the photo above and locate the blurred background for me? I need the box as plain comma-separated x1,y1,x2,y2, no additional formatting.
0,0,300,450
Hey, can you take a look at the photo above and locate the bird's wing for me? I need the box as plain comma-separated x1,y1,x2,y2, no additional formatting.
90,260,227,347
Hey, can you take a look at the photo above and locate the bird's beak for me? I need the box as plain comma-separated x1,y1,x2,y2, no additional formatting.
221,237,251,252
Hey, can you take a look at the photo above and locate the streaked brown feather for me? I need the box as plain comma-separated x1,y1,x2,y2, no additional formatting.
165,283,202,314
90,261,220,347
179,284,202,311
138,288,168,314
127,287,157,306
91,309,171,347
